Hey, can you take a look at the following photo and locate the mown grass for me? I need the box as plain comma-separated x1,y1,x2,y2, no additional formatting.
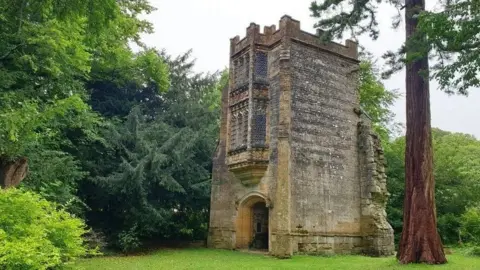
73,248,480,269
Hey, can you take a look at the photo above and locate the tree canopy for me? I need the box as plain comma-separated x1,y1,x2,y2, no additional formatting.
0,0,169,189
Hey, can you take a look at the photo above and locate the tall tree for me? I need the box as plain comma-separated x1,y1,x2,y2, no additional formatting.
398,0,446,262
308,0,480,263
82,52,225,251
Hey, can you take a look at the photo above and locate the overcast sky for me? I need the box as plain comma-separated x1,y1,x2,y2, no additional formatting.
140,0,479,138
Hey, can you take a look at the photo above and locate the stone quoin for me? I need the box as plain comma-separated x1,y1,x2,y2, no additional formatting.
207,15,395,258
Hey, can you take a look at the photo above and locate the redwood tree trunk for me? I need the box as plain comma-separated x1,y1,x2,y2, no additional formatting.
397,0,447,264
0,157,28,189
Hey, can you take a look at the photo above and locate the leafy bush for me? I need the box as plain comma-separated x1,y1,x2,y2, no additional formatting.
464,246,480,257
22,150,88,217
117,226,141,253
438,213,462,244
83,230,109,256
460,206,480,244
0,188,91,269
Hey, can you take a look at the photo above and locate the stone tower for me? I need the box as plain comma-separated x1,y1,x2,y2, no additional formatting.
207,15,394,257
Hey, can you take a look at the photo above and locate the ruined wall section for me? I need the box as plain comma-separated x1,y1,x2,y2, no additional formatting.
357,114,395,256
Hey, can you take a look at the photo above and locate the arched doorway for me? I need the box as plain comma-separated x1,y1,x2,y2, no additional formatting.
235,195,269,250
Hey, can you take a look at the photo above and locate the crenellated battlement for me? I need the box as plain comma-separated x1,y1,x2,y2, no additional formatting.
230,15,358,60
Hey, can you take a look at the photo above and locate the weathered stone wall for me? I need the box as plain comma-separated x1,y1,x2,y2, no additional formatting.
207,84,236,249
266,45,282,202
292,235,363,255
290,41,361,234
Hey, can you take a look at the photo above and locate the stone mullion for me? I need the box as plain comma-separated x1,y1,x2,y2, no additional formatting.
247,50,253,150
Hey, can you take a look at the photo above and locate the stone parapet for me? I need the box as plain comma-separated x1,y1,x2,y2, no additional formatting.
230,15,358,60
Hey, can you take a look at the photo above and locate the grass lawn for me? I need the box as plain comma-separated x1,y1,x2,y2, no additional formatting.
74,248,480,270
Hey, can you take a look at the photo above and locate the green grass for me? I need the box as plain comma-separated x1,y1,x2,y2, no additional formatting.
73,248,480,270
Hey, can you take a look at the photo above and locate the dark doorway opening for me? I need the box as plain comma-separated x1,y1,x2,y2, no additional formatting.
251,201,268,250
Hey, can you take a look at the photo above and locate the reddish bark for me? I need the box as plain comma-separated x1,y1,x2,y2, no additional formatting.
0,157,28,189
397,0,447,264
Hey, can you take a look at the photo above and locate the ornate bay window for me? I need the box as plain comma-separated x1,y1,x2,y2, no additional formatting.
227,49,269,186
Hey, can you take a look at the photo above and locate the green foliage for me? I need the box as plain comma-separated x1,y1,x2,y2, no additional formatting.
434,131,480,217
464,246,480,257
384,136,406,245
358,58,400,142
0,0,167,156
310,0,400,41
385,129,480,245
0,0,169,223
82,52,223,252
0,0,113,101
0,95,100,159
22,150,88,216
88,49,170,119
117,227,142,253
460,206,480,244
418,0,480,94
1,0,215,256
2,94,103,216
0,188,91,269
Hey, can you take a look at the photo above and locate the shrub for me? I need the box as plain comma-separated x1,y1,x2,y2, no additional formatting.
83,229,108,255
464,246,480,257
438,212,462,244
117,226,141,253
0,188,91,269
460,206,480,244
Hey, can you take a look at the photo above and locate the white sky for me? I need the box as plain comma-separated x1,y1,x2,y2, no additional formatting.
140,0,480,138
